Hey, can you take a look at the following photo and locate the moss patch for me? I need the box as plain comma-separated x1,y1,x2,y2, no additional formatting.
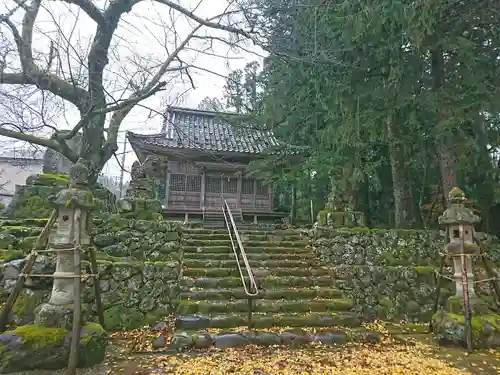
7,324,67,348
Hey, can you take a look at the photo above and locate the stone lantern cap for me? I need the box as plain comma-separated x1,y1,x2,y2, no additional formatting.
52,161,95,210
438,187,480,226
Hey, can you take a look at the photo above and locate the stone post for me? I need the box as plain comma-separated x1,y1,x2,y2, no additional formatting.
34,162,94,329
438,187,481,308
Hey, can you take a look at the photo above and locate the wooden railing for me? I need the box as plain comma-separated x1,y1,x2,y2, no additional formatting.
222,199,259,329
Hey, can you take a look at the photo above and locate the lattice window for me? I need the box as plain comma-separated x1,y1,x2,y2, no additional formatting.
170,174,186,191
242,179,254,195
206,176,221,193
156,180,166,200
186,175,202,192
223,178,238,194
256,180,268,195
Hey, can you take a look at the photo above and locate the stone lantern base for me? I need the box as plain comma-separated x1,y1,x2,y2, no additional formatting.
432,296,500,348
34,302,75,330
0,322,107,373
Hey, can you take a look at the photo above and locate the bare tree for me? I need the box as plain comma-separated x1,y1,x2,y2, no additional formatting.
0,0,258,182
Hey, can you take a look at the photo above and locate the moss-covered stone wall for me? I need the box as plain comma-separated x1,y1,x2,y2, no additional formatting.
0,214,183,331
309,227,500,322
2,172,116,218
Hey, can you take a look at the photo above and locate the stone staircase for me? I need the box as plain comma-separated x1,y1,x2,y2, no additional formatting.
202,208,243,228
165,226,380,350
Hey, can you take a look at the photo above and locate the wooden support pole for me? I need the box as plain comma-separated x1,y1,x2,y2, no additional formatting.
474,236,500,310
459,225,473,353
87,246,105,328
0,210,57,332
65,209,82,375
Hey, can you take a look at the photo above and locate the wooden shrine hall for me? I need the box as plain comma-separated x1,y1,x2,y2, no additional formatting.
127,106,286,223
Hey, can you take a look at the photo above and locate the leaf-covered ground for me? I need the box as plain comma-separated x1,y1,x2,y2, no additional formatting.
4,328,500,375
98,334,500,375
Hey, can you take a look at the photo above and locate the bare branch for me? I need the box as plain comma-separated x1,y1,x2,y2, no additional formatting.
62,81,166,141
1,0,90,111
0,122,61,151
155,0,255,40
60,0,105,24
0,72,89,111
0,0,27,22
87,0,141,110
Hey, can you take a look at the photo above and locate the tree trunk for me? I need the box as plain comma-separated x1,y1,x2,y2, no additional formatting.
387,111,417,228
432,46,458,199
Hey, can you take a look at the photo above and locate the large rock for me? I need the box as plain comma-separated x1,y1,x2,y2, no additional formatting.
432,311,500,348
0,323,107,373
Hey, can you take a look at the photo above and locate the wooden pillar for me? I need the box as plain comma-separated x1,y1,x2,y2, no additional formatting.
268,183,273,210
164,171,170,208
237,172,242,208
201,168,206,210
253,179,257,209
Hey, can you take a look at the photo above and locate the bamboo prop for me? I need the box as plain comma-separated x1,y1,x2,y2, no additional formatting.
65,208,82,375
473,236,500,311
460,224,473,353
85,213,105,328
429,229,449,332
0,210,57,332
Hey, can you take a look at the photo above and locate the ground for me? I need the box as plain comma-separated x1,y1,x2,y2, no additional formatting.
4,332,499,375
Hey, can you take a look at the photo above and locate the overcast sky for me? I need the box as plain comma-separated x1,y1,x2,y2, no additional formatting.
0,0,264,184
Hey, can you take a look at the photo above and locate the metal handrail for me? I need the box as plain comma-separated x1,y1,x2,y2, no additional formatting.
222,200,259,297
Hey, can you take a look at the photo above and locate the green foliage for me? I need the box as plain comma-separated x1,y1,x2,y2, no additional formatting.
234,0,500,232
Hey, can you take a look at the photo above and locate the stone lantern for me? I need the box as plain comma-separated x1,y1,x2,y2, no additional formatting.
438,187,480,303
35,161,94,329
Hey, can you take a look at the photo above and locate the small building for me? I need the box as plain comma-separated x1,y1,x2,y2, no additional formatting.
0,155,44,206
127,106,286,223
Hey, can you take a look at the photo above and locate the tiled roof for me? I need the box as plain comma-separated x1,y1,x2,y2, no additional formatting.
127,107,279,154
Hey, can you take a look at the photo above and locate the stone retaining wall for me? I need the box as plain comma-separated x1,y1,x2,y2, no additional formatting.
0,214,183,331
309,227,500,322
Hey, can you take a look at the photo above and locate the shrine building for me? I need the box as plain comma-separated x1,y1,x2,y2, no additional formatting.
127,106,286,223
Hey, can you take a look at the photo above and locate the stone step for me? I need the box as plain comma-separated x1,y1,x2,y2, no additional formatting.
184,239,309,248
182,252,316,261
163,328,383,351
175,312,362,330
186,233,305,241
183,258,318,269
183,245,311,254
182,267,332,278
175,298,354,315
179,286,344,300
184,228,303,236
182,275,338,289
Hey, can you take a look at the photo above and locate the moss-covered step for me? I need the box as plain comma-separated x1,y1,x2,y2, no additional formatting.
184,229,301,236
182,275,338,289
183,252,316,261
186,233,305,242
432,311,500,349
163,328,383,351
183,245,312,254
183,267,331,278
175,298,354,315
0,248,26,262
0,218,50,227
183,259,317,269
175,312,361,330
0,323,107,373
184,239,309,248
1,226,43,238
179,287,344,301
